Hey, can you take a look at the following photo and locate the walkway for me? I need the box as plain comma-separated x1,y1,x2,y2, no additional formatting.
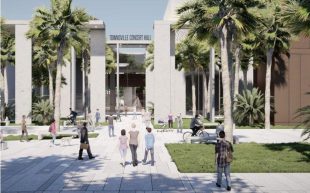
1,115,309,193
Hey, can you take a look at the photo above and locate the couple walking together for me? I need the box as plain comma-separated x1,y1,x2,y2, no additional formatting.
119,123,155,167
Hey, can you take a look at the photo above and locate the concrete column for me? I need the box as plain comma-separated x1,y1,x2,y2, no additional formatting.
15,24,32,123
71,47,76,110
154,21,185,122
90,28,106,120
60,60,71,117
124,87,133,106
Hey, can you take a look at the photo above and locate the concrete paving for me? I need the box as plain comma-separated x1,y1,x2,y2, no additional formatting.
1,115,310,193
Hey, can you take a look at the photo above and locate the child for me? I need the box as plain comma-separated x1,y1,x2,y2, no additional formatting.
119,129,128,166
49,118,57,146
142,127,155,166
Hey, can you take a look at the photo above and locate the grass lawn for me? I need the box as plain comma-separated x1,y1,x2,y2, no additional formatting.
166,143,310,173
4,133,99,141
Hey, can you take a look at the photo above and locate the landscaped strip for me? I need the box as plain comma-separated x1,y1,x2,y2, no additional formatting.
4,133,99,141
166,143,310,173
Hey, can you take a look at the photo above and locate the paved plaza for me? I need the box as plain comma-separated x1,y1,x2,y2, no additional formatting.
1,115,310,193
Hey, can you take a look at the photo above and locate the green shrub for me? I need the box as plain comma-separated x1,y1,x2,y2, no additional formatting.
233,88,264,127
32,100,54,125
295,92,310,140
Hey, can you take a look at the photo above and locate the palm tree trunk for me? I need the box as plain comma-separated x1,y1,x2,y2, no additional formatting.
202,70,209,117
48,65,54,107
0,67,4,120
191,72,196,116
265,48,273,130
234,47,240,100
220,25,234,143
54,41,65,131
4,66,8,105
242,69,248,89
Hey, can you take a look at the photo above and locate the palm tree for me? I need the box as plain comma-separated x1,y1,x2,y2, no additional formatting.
174,0,259,142
257,2,292,129
295,92,310,140
282,0,310,36
32,41,57,106
0,18,15,120
106,45,117,73
27,0,90,130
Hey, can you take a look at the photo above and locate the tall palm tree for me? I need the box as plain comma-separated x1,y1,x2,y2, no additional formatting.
174,0,259,142
27,0,90,130
256,2,292,129
144,42,154,71
0,18,15,120
282,0,310,36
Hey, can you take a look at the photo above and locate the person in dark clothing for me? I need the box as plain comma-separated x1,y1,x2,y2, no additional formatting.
190,114,203,136
78,122,95,160
69,108,77,125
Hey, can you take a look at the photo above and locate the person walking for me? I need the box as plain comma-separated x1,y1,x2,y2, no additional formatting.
20,115,29,142
142,127,155,166
49,118,57,146
108,114,114,137
176,113,183,133
78,122,95,160
128,123,139,166
95,109,101,126
168,113,173,129
119,129,128,167
215,131,233,191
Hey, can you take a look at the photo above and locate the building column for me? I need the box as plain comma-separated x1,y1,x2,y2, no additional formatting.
153,21,185,122
15,24,32,123
71,47,76,110
90,28,106,121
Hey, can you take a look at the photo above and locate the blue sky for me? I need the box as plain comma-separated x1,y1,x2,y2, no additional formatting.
1,0,168,36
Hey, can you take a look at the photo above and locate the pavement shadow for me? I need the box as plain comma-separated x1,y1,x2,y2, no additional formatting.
1,154,103,192
263,142,310,162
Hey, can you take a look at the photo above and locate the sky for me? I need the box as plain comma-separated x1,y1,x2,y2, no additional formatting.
1,0,168,37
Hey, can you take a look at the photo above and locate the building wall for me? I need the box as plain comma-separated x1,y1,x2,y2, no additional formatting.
274,37,310,125
255,37,310,125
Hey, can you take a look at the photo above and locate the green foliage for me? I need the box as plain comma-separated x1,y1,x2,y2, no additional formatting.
295,92,310,140
233,88,265,126
166,143,310,173
282,0,310,36
144,42,154,71
32,100,54,125
4,103,15,121
0,18,15,68
106,45,116,73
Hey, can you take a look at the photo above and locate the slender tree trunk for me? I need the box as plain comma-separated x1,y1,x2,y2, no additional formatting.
265,48,273,130
48,65,54,107
220,26,234,143
234,47,240,100
4,66,8,105
202,70,209,117
242,69,248,89
191,72,196,116
54,41,65,131
0,67,4,120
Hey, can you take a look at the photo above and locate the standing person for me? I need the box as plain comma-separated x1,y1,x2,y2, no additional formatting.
190,115,203,136
95,109,101,126
69,108,77,125
49,118,57,146
119,129,128,167
128,123,139,166
108,114,114,137
176,113,183,133
78,122,95,160
142,127,155,166
168,113,173,129
20,115,29,142
215,131,233,191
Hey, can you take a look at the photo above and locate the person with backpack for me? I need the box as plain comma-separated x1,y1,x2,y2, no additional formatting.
215,130,233,191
